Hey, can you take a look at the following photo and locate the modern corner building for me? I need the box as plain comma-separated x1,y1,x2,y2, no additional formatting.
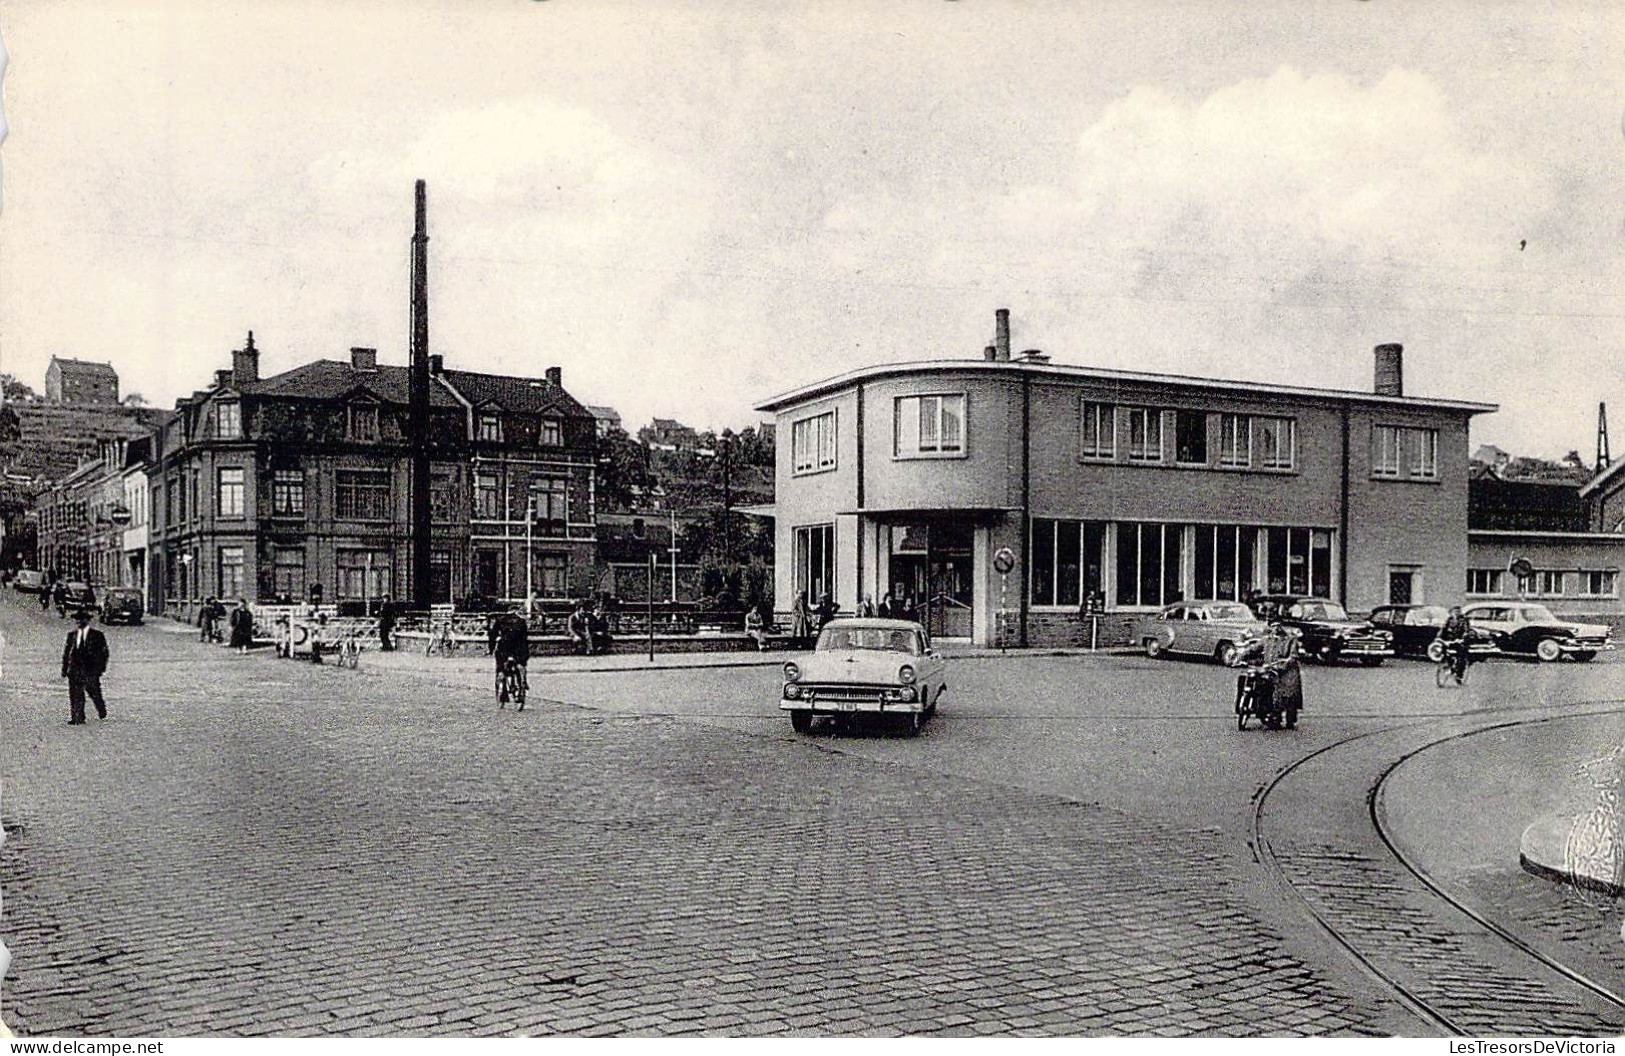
756,311,1496,647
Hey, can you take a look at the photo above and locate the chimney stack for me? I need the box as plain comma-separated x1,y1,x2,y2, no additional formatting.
428,354,444,375
983,345,997,362
232,330,260,385
1373,343,1403,397
351,347,378,371
545,366,562,388
214,369,233,388
995,309,1011,362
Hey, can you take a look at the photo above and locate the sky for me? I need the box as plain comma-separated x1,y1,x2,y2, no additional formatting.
1,0,1621,457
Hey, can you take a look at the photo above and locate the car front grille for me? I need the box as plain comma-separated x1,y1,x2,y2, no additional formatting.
801,684,891,703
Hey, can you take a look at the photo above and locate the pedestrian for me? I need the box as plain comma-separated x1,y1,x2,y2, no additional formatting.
228,598,255,653
39,577,53,611
815,593,837,631
376,594,397,652
859,595,875,617
899,593,918,623
791,590,812,647
744,602,769,651
567,600,593,655
589,600,613,655
61,609,109,724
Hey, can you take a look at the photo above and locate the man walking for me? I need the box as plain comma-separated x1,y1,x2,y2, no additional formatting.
61,609,109,724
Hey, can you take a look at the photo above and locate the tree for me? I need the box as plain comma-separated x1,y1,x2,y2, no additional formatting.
122,392,148,407
594,427,653,512
0,374,38,403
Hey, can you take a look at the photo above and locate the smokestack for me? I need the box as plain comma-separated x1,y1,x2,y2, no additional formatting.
214,369,233,388
428,354,444,375
983,345,997,362
408,180,433,610
1374,343,1403,397
350,347,377,371
995,309,1011,362
545,366,562,388
232,330,259,385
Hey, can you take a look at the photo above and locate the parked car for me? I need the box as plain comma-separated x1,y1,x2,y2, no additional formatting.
12,569,44,594
1368,604,1496,661
1137,601,1267,665
1247,595,1394,665
55,581,98,617
1463,602,1613,662
779,618,945,735
100,587,145,625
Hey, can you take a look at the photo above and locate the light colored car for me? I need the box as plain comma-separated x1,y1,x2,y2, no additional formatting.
780,618,945,735
1463,603,1613,662
13,569,43,594
1138,602,1267,666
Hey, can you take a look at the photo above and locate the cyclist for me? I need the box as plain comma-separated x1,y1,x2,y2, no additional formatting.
1237,618,1303,729
1436,605,1473,684
492,611,531,705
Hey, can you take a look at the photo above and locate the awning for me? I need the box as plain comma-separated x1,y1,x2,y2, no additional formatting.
732,503,776,518
837,506,1019,525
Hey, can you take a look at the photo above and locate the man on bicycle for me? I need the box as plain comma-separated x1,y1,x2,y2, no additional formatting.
492,611,530,705
1436,605,1473,684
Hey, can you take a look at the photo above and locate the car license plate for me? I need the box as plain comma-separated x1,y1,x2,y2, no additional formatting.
839,701,858,712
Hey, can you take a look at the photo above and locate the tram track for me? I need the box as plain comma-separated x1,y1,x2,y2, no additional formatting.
1252,705,1625,1036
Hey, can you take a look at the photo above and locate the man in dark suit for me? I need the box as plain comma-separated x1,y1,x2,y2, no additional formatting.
61,609,110,724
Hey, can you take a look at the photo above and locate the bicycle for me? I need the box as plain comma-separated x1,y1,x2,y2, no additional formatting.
496,657,528,710
1235,663,1296,730
1435,641,1471,687
425,619,456,657
338,637,361,670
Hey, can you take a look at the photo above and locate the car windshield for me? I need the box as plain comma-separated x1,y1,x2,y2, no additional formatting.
1519,605,1558,622
817,627,922,655
1208,604,1253,621
1292,601,1348,620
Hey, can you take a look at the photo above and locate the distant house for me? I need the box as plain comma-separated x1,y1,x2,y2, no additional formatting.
640,417,700,452
587,405,623,437
46,357,120,404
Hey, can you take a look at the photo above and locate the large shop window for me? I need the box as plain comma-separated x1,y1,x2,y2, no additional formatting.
1258,417,1294,469
1031,518,1106,607
218,546,246,600
1264,527,1333,596
337,549,392,600
1192,525,1259,600
1126,408,1162,463
794,524,836,602
1174,410,1208,465
1079,402,1115,459
895,394,965,457
335,469,391,521
792,410,838,474
1115,522,1183,607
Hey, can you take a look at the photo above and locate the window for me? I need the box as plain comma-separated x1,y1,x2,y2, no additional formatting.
1265,526,1330,596
1080,402,1115,460
217,467,245,518
1581,570,1618,597
215,401,241,439
335,469,391,520
1174,410,1208,465
537,553,568,597
474,473,501,519
1258,417,1295,470
792,410,838,474
1533,570,1567,597
272,469,304,516
1467,568,1504,595
1219,414,1251,468
529,476,569,533
347,403,379,442
539,418,563,447
1372,426,1402,477
1031,518,1105,607
895,394,966,457
794,524,836,602
218,547,245,600
337,549,392,600
478,415,502,442
273,548,305,600
1407,428,1439,479
429,551,453,603
430,474,458,524
1114,522,1182,607
1126,408,1162,463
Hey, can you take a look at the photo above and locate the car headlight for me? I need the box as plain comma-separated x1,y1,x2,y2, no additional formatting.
783,683,802,700
783,661,800,683
898,664,916,685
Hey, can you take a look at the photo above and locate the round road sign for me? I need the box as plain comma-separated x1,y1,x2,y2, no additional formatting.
993,547,1016,575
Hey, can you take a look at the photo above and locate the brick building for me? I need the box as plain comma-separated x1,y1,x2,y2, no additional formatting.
756,311,1495,647
45,357,120,404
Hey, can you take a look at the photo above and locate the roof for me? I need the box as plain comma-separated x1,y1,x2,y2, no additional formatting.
754,358,1498,415
587,405,621,420
49,357,118,378
441,369,591,418
1579,459,1625,498
244,361,459,408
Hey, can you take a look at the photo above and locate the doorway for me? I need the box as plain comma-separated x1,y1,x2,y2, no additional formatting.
887,522,975,639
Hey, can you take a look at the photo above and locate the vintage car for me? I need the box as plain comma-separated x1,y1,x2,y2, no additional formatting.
779,618,945,735
1368,604,1495,660
1463,602,1613,662
1247,595,1394,665
12,569,44,594
55,581,99,617
1137,601,1267,666
100,587,146,625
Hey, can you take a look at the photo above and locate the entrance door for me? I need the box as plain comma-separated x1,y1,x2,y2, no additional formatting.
475,549,501,601
928,524,975,639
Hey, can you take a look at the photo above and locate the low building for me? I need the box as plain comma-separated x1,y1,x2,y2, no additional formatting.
755,311,1495,647
46,357,120,404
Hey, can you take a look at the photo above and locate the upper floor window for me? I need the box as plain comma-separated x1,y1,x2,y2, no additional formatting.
430,474,458,524
215,401,241,439
1174,410,1207,465
1219,414,1251,468
478,415,503,442
335,469,391,520
539,418,563,447
217,467,245,518
1467,568,1503,595
1258,416,1295,470
348,403,379,442
1373,424,1436,479
272,469,305,516
1372,425,1402,477
1407,428,1438,479
1080,402,1115,460
1126,407,1162,463
895,394,965,457
474,473,501,519
529,476,569,531
792,409,838,474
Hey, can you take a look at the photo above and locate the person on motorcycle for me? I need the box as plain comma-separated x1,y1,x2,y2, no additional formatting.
1237,617,1304,729
1436,605,1473,684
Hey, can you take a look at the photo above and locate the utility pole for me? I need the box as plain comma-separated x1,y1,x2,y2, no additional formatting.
721,430,733,566
668,508,679,602
1598,403,1611,473
524,492,534,617
408,180,433,611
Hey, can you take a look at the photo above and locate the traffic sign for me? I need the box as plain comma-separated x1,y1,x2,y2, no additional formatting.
993,547,1016,575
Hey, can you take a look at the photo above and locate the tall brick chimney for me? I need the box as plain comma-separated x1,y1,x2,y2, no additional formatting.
995,309,1011,362
232,330,259,385
545,366,562,388
983,345,997,362
1374,343,1403,397
350,347,378,371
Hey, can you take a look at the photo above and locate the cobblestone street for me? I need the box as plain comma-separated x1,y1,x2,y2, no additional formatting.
2,594,1621,1036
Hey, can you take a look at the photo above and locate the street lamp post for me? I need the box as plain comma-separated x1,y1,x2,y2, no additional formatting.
668,508,679,603
525,492,535,617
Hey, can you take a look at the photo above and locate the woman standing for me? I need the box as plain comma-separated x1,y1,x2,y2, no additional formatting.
791,590,812,647
228,599,255,653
